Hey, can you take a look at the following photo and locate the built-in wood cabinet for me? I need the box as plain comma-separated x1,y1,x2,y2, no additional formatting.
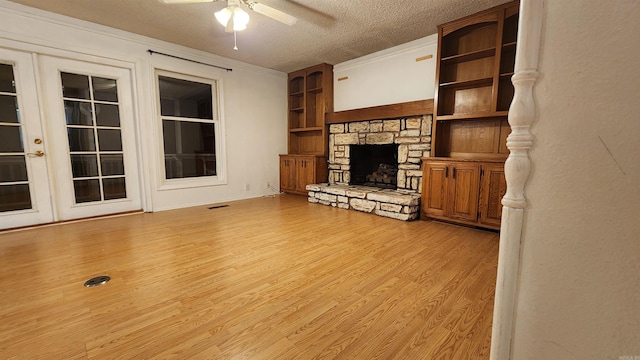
281,64,333,194
422,159,505,230
478,164,507,228
422,1,518,229
279,155,327,195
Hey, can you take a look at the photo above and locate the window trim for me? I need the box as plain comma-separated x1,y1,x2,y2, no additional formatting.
154,69,227,191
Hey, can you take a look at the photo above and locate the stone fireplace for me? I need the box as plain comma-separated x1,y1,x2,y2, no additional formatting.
328,114,432,192
306,114,433,221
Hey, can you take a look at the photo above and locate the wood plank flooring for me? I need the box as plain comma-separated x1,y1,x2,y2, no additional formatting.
0,195,499,359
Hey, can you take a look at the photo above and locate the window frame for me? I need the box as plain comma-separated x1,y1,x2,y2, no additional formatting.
154,69,226,190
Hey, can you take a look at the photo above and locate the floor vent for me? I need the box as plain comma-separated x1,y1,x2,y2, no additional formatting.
84,276,110,287
208,205,229,210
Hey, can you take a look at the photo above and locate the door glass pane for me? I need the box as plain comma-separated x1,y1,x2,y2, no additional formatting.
92,77,118,102
158,76,213,119
0,125,23,152
0,63,32,214
103,177,126,200
0,64,16,93
95,104,120,127
97,129,122,151
62,72,128,205
100,154,124,176
70,154,98,178
73,179,101,203
64,101,93,126
0,155,28,182
0,95,19,123
67,128,96,151
0,184,31,212
61,72,90,99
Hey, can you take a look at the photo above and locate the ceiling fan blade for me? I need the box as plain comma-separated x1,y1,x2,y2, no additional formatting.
158,0,215,4
247,2,297,26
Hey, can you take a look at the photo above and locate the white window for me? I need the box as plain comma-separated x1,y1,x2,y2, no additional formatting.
156,71,224,188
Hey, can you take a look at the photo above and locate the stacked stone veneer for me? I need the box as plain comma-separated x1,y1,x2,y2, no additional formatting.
328,115,432,192
305,114,432,221
306,183,421,221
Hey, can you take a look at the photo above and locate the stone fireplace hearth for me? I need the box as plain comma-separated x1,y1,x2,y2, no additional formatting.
307,114,433,221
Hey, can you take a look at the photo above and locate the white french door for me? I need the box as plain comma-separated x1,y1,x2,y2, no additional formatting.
38,56,141,221
0,50,142,230
0,49,54,228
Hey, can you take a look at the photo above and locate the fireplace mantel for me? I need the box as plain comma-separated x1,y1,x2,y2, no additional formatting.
327,99,434,124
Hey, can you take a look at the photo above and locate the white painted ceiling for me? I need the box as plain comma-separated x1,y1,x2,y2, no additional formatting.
8,0,511,73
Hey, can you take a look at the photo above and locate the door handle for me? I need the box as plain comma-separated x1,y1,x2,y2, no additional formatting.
27,150,45,157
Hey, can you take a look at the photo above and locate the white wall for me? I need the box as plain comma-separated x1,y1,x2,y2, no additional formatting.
512,1,640,359
0,1,287,212
333,35,437,111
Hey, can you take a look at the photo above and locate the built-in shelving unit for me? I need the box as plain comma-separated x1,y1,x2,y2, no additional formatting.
281,63,333,195
422,0,519,230
287,63,333,156
431,1,519,160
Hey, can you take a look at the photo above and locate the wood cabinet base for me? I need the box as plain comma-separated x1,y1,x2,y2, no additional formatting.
421,158,505,230
280,155,328,195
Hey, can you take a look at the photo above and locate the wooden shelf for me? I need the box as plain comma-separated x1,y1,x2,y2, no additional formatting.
307,87,323,93
502,41,517,48
290,107,304,112
327,99,434,124
441,47,496,64
290,91,304,97
439,77,493,89
435,111,509,121
290,127,323,132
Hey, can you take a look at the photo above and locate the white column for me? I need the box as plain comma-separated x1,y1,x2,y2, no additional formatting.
490,0,544,359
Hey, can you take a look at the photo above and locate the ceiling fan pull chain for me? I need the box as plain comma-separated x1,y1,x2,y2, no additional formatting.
234,30,239,51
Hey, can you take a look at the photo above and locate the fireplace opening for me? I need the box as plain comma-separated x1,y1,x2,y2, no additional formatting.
350,144,398,189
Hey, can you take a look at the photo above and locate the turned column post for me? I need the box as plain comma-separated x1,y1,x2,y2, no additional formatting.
490,0,544,359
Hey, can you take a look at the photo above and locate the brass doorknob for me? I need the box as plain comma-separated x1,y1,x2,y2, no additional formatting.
27,150,45,157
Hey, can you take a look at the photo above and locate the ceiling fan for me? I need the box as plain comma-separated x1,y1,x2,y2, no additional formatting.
158,0,297,32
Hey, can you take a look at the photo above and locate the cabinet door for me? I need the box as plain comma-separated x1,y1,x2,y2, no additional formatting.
295,157,316,192
479,164,506,228
447,163,480,222
421,161,449,217
280,156,296,192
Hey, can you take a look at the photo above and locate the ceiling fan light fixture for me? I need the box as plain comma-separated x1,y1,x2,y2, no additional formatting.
214,7,232,26
215,5,249,31
231,7,250,31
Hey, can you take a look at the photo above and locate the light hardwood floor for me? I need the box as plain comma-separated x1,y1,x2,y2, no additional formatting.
0,195,499,359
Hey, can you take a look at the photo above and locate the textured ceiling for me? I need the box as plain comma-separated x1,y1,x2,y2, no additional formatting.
7,0,511,73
